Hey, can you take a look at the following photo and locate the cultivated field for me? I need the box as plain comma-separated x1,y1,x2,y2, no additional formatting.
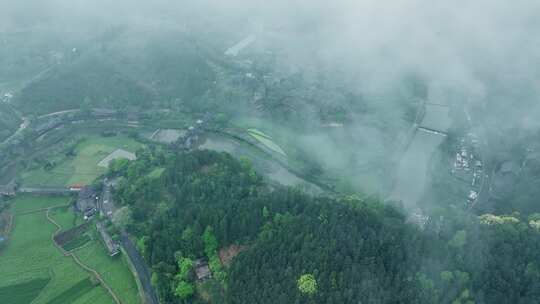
74,239,141,304
9,195,71,215
20,135,142,187
0,196,114,304
49,205,82,231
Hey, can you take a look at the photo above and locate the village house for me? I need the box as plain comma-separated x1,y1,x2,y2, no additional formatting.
194,259,212,281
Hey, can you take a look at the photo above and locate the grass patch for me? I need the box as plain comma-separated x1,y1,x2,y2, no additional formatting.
21,135,143,187
196,279,224,303
0,196,114,304
0,278,51,304
74,239,141,304
148,167,165,179
49,206,81,231
247,129,287,156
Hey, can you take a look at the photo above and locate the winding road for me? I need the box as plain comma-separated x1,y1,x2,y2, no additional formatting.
99,181,159,304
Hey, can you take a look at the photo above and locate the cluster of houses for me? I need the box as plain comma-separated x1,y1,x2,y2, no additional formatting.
407,208,430,230
1,92,13,103
174,117,210,150
74,185,120,256
451,133,484,205
75,186,98,220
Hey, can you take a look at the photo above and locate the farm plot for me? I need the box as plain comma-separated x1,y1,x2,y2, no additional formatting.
0,278,51,304
247,128,287,156
74,239,141,304
20,135,142,187
0,203,115,304
9,194,70,215
53,222,91,251
49,205,82,231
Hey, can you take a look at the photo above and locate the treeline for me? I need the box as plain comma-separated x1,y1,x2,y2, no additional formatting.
113,149,540,304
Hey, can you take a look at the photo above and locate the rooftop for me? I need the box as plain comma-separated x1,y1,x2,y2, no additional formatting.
194,259,211,281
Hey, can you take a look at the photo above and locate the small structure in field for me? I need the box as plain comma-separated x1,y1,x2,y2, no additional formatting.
98,149,137,168
194,259,212,281
96,221,120,256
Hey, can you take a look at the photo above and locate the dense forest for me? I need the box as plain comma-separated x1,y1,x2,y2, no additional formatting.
13,30,216,115
113,149,540,304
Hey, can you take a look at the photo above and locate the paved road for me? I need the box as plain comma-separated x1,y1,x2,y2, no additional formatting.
120,231,159,304
99,179,159,304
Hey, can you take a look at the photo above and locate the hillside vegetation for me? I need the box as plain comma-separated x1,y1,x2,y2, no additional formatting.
112,150,540,304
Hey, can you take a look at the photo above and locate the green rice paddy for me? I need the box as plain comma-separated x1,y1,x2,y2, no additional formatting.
0,195,140,304
0,200,113,303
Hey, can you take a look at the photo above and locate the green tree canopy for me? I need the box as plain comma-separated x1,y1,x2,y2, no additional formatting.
177,257,193,280
297,274,318,295
174,280,194,300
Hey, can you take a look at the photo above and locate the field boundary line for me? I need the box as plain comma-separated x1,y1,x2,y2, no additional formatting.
15,203,70,216
45,208,122,304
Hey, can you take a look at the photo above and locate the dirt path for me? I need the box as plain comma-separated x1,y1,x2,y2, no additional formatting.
45,208,122,304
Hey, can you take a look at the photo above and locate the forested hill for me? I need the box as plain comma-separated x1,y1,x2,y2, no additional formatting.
112,149,540,304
